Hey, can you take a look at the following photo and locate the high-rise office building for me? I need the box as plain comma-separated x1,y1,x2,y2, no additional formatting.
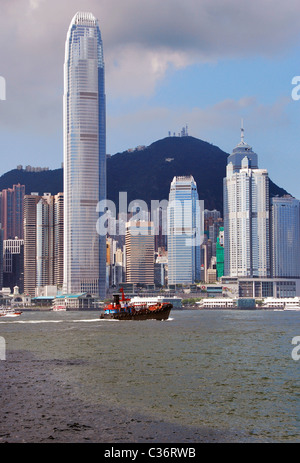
24,193,64,296
271,195,300,277
167,176,202,285
63,12,106,297
3,238,24,293
216,227,224,279
24,193,40,296
1,184,25,240
36,193,54,288
125,221,155,285
54,192,64,288
223,127,270,277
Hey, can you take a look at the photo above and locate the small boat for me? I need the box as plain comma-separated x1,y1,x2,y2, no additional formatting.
100,288,172,321
52,305,67,311
0,308,22,317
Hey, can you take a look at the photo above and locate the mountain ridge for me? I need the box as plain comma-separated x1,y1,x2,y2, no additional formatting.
0,136,288,214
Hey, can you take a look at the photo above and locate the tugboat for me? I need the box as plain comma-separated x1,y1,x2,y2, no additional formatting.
100,288,172,321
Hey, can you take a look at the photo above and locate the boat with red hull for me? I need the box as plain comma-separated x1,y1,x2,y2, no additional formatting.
100,288,172,321
0,308,22,317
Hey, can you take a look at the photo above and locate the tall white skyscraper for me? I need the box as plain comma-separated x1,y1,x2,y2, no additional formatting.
167,176,202,284
63,12,106,297
223,126,270,277
271,195,300,277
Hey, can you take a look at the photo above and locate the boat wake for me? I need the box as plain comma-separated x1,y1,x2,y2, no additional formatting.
1,314,173,324
1,320,65,324
0,319,103,324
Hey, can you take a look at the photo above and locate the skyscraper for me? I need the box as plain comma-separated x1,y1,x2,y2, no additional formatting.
3,238,24,293
24,193,64,296
125,221,155,285
271,195,300,277
36,193,54,288
167,176,202,285
216,227,224,279
63,12,106,297
24,193,40,296
54,192,64,288
223,126,270,277
1,183,25,240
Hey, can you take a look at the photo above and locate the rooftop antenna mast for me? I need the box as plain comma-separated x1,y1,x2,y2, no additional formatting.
241,118,245,143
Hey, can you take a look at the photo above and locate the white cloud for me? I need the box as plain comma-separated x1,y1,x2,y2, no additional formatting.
29,0,44,10
106,45,192,98
0,0,299,134
107,95,291,153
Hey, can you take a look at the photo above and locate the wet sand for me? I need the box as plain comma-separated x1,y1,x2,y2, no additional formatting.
0,350,259,443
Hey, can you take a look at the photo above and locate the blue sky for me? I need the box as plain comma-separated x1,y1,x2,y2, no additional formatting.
0,0,300,200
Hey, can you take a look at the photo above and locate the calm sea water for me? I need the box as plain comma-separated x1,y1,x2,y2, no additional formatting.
0,309,299,442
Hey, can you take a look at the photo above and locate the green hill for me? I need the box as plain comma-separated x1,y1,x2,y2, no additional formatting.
0,168,63,197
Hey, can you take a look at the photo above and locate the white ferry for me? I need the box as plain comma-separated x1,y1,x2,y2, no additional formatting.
285,302,300,311
262,297,300,311
52,305,67,311
0,307,22,317
196,298,234,309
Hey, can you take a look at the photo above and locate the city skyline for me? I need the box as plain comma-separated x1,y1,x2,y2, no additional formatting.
1,3,300,295
1,3,300,443
1,1,300,201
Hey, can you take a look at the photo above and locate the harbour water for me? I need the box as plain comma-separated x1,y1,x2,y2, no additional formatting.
0,309,299,443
